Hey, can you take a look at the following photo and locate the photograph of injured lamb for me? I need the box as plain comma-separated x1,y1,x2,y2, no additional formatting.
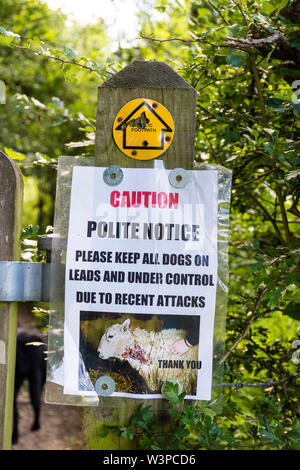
79,312,201,396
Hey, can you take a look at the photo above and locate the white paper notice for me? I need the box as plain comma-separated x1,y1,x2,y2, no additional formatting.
63,167,218,400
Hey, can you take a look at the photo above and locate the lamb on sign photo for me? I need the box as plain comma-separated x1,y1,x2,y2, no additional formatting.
79,312,201,397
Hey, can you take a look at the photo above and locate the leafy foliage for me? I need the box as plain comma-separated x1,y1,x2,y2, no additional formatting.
0,0,115,230
95,381,300,450
100,0,300,450
0,0,299,450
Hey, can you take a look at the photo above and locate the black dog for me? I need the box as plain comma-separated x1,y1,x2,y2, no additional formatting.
12,328,47,444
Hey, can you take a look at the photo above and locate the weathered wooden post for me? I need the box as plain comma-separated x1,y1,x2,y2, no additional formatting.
83,60,197,450
0,151,23,449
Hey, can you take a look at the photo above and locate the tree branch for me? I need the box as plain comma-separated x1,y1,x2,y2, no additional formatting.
251,58,290,246
225,31,289,50
213,374,300,390
251,57,267,126
249,193,285,244
233,0,248,25
233,168,276,189
197,69,248,92
206,0,230,25
140,34,219,48
218,289,267,365
10,44,113,76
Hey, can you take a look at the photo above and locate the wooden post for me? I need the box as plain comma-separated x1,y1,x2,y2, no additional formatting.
0,151,23,449
95,61,196,170
84,61,197,450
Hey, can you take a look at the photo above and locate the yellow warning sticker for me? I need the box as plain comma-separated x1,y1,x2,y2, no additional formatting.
113,98,174,160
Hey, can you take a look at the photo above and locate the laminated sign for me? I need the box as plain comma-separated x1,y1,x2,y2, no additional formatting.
62,167,218,400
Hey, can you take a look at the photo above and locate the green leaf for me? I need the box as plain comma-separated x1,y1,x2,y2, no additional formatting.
51,96,64,108
162,381,184,404
21,225,40,241
34,152,52,162
262,1,275,16
98,429,109,438
289,290,300,303
226,52,246,68
61,45,78,60
4,147,26,160
282,302,300,320
293,108,300,119
262,0,289,15
291,41,300,51
264,142,274,154
121,428,134,440
267,289,281,310
0,26,20,43
285,169,300,180
227,24,242,38
263,128,277,140
251,258,264,273
274,0,289,10
266,97,284,109
222,125,241,143
0,26,7,37
253,238,260,250
83,125,95,133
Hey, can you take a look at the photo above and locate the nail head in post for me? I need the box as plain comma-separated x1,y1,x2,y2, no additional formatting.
95,376,115,396
168,168,189,189
103,165,123,186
